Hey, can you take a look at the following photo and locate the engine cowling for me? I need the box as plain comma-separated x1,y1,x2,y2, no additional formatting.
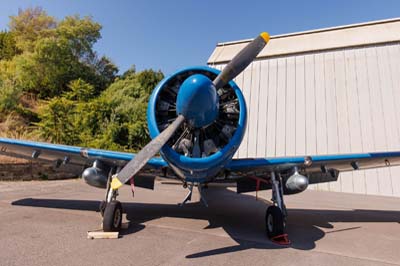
147,66,247,181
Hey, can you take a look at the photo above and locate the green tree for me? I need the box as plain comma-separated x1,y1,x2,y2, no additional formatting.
120,65,136,79
64,79,95,101
15,37,75,97
136,69,164,96
0,31,20,60
74,99,118,149
35,97,78,144
9,7,56,52
97,69,164,150
2,7,163,152
92,56,119,90
9,8,117,99
56,15,100,63
0,60,21,115
0,79,21,114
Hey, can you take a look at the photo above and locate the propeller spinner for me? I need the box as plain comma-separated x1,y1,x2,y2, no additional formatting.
111,32,270,190
176,73,219,128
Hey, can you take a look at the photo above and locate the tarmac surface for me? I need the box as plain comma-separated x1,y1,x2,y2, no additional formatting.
0,179,400,266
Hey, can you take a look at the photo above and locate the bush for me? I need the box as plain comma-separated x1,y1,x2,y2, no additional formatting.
0,79,21,114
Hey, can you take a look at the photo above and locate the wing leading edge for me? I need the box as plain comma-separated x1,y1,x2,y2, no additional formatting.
228,151,400,172
0,137,167,170
227,151,400,186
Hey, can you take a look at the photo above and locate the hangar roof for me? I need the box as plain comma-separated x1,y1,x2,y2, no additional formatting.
207,18,400,64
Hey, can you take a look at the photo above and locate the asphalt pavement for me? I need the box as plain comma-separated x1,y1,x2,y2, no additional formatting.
0,179,399,266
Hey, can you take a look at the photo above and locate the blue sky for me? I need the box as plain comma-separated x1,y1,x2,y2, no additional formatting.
0,0,399,75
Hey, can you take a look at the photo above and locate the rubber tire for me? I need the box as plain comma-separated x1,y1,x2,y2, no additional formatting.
102,201,123,232
99,201,106,217
265,206,285,238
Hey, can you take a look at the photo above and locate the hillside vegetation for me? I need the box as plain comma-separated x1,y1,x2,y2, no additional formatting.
0,7,164,152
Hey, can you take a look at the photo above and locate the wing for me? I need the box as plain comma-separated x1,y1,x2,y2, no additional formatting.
226,151,400,190
0,137,168,176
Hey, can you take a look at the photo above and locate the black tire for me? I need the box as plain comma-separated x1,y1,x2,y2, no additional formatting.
99,200,106,217
103,201,123,232
265,206,285,238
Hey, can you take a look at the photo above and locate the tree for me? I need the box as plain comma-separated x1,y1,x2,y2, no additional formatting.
64,79,95,101
15,37,76,97
0,31,20,60
73,98,117,149
120,65,136,79
35,97,78,144
136,69,164,96
97,69,164,150
8,8,117,99
0,60,21,115
56,15,101,62
1,7,163,152
92,56,119,90
9,7,56,52
0,78,21,114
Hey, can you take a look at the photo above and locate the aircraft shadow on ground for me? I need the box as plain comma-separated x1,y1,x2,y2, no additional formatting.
11,186,400,258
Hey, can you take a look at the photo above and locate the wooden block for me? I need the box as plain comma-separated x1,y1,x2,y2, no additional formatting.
87,223,129,239
87,230,119,239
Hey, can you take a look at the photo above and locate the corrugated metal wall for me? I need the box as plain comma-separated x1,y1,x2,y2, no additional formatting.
211,43,400,197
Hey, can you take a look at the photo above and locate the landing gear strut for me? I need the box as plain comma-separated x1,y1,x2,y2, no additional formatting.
179,182,208,207
179,183,193,206
101,169,123,232
265,172,290,245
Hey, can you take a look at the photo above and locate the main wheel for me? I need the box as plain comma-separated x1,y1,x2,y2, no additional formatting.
103,200,123,232
265,206,285,238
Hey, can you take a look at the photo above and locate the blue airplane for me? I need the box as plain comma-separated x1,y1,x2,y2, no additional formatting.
1,32,400,245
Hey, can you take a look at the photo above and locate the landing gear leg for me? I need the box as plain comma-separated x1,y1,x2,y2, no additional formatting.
197,184,208,207
265,171,290,245
179,183,193,206
101,169,123,232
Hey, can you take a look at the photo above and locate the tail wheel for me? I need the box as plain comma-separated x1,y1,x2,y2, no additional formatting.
103,200,122,232
265,206,285,238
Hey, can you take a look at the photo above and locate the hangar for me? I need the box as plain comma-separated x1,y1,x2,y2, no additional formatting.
208,18,400,197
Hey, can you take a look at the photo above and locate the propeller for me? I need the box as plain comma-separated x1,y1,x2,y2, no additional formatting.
111,32,270,190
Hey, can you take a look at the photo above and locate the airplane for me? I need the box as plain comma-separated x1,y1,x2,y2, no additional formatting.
1,32,400,245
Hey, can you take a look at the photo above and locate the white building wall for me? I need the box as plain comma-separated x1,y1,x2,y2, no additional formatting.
209,19,400,197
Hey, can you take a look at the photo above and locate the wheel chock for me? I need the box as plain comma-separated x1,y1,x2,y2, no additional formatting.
270,233,291,246
87,222,129,239
87,229,118,239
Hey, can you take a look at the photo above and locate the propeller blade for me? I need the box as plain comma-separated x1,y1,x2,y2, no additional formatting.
111,115,185,190
213,32,270,89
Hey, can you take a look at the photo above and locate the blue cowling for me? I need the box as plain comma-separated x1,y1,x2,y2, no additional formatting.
147,66,247,182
